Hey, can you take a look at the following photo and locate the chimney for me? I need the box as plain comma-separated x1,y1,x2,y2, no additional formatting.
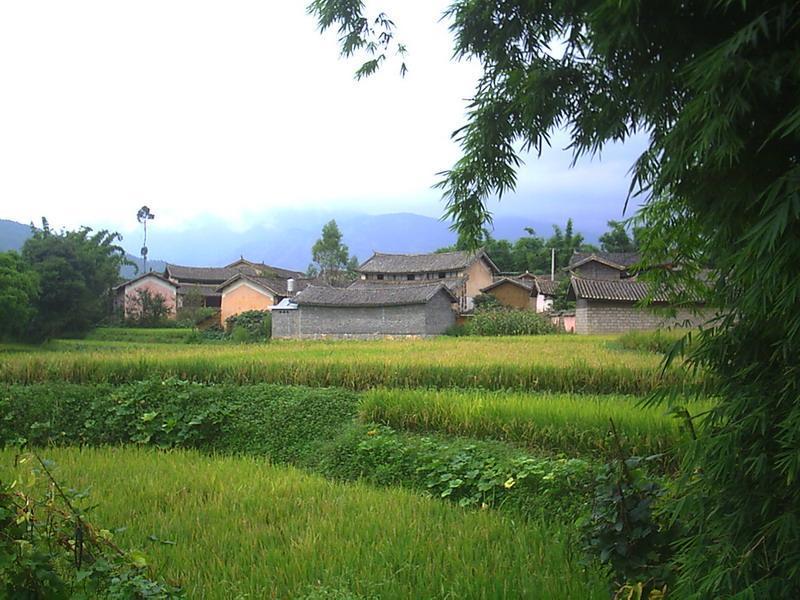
287,278,295,295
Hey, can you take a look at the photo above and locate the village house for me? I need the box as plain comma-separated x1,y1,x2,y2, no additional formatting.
115,258,305,323
480,274,561,313
565,251,709,334
113,272,178,319
272,283,457,338
355,249,499,312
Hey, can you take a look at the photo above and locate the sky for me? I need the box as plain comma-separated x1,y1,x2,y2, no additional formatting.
0,1,646,238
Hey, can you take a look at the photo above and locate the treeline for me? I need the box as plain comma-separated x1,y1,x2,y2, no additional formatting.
0,219,126,342
439,218,640,274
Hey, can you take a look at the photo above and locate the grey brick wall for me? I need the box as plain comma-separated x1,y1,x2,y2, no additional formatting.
272,290,455,339
425,292,457,334
576,299,712,334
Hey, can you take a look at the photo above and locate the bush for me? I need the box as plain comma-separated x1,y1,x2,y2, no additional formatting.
318,424,596,520
0,381,358,465
466,308,556,336
443,323,467,337
225,310,271,340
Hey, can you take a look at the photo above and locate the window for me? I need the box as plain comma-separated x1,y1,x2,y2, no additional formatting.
407,274,415,281
438,272,446,279
377,274,384,280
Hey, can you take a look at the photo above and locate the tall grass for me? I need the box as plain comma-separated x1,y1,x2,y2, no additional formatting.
360,388,713,462
0,335,695,393
84,327,194,343
0,447,609,599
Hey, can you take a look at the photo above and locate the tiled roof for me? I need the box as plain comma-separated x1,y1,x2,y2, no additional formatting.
569,277,670,303
113,271,176,291
295,283,456,307
216,274,320,295
568,252,641,269
166,261,304,284
533,277,560,296
359,249,498,274
481,278,533,294
177,283,222,298
349,278,465,294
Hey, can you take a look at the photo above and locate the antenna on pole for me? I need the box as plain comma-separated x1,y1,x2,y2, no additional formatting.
136,206,155,273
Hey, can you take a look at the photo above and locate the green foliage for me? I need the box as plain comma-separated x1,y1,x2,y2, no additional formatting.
319,424,595,520
550,278,574,312
21,219,128,340
580,456,678,595
311,220,358,286
225,310,271,341
466,307,555,336
442,323,467,337
599,220,640,254
312,2,800,594
471,292,500,310
125,288,173,327
0,453,183,598
0,251,39,341
0,381,358,465
86,327,195,343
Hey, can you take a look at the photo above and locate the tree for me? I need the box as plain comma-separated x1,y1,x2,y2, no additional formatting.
599,220,638,253
310,220,358,286
0,251,39,341
313,2,800,597
22,219,128,339
126,288,172,327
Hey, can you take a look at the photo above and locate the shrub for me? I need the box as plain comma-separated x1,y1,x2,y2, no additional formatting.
230,324,253,343
443,323,467,337
466,308,556,336
318,424,596,520
125,288,173,327
225,310,271,340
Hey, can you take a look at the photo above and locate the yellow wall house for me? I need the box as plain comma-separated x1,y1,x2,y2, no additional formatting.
480,278,536,310
217,274,296,326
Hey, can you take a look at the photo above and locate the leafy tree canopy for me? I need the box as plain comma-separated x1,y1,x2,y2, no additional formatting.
310,220,359,286
599,220,639,253
311,1,800,597
22,219,128,340
0,251,39,341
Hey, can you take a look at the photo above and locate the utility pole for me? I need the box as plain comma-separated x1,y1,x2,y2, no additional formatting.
136,206,155,273
551,248,555,281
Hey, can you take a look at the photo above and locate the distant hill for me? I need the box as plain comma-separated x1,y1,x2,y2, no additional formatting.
0,219,165,279
1,211,603,275
0,219,33,252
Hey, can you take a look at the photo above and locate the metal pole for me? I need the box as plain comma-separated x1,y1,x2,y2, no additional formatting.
551,248,555,281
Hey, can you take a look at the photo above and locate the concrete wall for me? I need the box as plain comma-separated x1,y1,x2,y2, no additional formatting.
123,276,177,319
220,281,274,325
575,299,711,334
273,292,455,338
574,262,621,280
535,293,554,313
486,282,534,310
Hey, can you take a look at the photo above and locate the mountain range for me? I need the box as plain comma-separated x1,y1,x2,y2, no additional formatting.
1,211,606,276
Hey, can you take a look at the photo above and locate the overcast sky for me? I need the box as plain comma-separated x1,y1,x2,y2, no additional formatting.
0,1,646,237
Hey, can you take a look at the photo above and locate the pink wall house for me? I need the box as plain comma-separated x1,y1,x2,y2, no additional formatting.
114,273,178,319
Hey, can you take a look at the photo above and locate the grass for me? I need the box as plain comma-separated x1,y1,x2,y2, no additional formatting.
0,447,610,599
360,388,712,463
0,335,694,393
84,327,194,343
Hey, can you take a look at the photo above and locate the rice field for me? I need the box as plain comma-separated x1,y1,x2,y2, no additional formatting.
0,335,693,393
0,447,609,599
360,388,712,462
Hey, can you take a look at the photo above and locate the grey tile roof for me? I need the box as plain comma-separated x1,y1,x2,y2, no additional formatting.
177,283,222,298
569,277,670,303
349,278,465,294
359,249,498,274
533,277,560,296
113,272,176,291
166,260,304,284
568,252,641,269
481,278,534,294
295,283,456,307
216,274,320,296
